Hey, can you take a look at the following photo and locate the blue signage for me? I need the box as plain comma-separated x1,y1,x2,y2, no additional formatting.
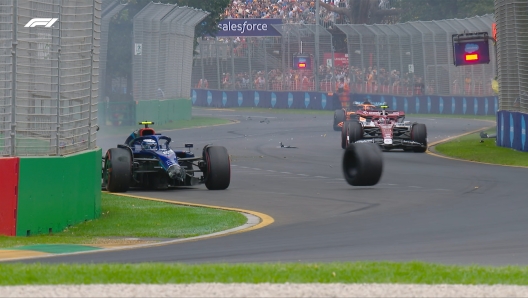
216,19,283,37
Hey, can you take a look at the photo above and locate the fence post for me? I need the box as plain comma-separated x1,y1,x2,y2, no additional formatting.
216,43,221,89
55,0,63,156
230,38,235,90
10,0,17,157
315,0,320,92
88,0,96,149
248,37,253,90
264,39,268,91
200,40,205,86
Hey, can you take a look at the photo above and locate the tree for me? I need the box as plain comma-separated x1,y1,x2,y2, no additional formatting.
319,0,494,25
397,0,494,22
318,0,403,25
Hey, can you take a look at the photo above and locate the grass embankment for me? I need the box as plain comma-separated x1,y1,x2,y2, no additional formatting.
0,194,247,249
434,127,528,167
1,262,528,285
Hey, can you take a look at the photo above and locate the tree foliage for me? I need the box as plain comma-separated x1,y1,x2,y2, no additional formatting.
397,0,494,22
319,0,402,24
320,0,494,25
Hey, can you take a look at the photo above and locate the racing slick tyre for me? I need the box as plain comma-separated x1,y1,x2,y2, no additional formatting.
342,143,383,186
411,123,428,153
341,121,349,149
103,148,132,192
346,121,363,145
333,109,345,131
204,146,231,190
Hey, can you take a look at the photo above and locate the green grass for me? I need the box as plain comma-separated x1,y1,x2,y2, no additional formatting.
1,262,528,285
434,127,528,167
0,193,247,249
98,116,234,136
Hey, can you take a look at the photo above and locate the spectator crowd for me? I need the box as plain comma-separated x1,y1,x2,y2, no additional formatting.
194,0,495,97
224,0,348,27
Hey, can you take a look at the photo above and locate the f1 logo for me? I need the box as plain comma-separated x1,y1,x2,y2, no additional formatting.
24,18,58,28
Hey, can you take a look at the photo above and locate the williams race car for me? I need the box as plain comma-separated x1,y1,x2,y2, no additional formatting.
102,121,230,192
341,105,427,152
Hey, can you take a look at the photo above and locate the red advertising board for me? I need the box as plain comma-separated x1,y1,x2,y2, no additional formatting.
0,157,19,236
323,52,349,67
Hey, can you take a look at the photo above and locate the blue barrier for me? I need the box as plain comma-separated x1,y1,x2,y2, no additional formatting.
497,111,528,152
192,89,499,116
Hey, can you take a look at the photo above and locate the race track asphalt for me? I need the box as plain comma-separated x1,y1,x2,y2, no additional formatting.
18,108,528,266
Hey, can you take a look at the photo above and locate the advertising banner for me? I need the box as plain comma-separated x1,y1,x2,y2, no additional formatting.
192,89,499,116
324,52,349,67
216,19,283,37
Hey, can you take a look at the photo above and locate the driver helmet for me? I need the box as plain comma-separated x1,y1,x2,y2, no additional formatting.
141,139,157,150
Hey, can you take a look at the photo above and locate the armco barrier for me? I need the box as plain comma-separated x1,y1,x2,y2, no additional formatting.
497,111,528,152
0,157,19,236
191,89,499,116
16,149,102,236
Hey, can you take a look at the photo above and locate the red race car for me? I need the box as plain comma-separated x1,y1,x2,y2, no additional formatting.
340,105,428,152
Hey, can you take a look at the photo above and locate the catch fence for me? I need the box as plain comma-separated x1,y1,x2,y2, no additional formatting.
495,0,528,113
192,15,496,98
0,0,101,157
132,2,209,102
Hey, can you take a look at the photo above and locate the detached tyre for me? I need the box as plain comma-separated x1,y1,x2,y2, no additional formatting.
411,123,428,153
333,109,345,131
204,146,231,190
103,148,132,192
342,143,383,186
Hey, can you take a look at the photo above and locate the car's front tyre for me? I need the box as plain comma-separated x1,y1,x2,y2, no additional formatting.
411,123,428,153
103,148,132,192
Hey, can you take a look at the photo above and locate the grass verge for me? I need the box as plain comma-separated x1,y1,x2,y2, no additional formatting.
98,116,234,136
0,193,247,249
434,127,528,167
1,262,528,285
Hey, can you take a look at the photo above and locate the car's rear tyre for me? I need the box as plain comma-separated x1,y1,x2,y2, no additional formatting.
204,146,231,190
104,148,132,192
342,143,383,186
333,109,345,131
411,123,428,153
347,121,363,145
